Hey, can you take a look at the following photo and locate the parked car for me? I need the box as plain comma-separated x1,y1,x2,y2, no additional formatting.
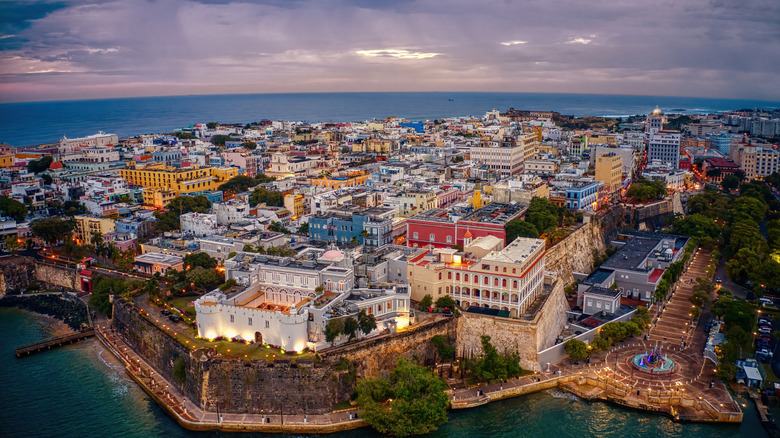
442,308,453,317
161,309,171,316
758,348,774,357
759,327,772,334
168,314,180,323
759,318,773,325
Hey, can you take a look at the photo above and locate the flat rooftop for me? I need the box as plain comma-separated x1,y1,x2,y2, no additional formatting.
134,252,183,264
483,237,545,265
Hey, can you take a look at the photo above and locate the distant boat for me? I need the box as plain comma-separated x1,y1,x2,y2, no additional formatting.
448,98,454,101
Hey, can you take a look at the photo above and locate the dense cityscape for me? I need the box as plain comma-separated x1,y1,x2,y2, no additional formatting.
2,104,780,436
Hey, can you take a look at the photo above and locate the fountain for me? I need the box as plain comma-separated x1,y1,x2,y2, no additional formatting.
631,345,675,375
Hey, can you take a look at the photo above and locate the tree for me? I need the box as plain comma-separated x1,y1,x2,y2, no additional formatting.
435,295,456,309
722,174,740,191
358,309,377,337
41,173,53,185
727,220,767,256
468,335,523,382
90,275,134,317
27,155,53,174
325,318,345,345
154,195,211,232
183,252,218,270
343,317,359,340
0,196,28,222
31,217,74,246
730,196,767,224
206,122,219,129
564,339,589,361
249,187,284,207
726,248,761,283
267,221,289,234
505,219,539,243
631,306,651,329
218,175,258,196
186,266,222,289
4,235,20,253
672,214,720,240
419,294,433,310
430,335,455,359
241,141,257,150
211,134,230,146
297,222,309,235
356,357,449,437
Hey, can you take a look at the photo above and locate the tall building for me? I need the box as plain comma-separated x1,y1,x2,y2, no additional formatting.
710,133,735,156
308,205,394,247
736,145,779,180
469,133,536,176
594,152,623,196
646,106,665,135
647,130,681,169
73,215,115,243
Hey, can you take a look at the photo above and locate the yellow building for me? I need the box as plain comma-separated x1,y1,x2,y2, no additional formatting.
365,139,393,154
0,154,14,168
595,152,623,196
309,173,370,190
284,194,305,219
120,162,237,201
399,190,438,218
73,215,116,243
142,188,178,208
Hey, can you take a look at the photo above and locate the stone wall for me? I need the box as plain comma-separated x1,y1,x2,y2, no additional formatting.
323,317,458,379
34,261,78,290
113,298,356,415
456,280,568,372
545,221,607,286
0,255,37,295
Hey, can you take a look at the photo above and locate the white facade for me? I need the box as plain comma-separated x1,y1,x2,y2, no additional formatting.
180,212,223,237
647,131,681,169
211,199,250,225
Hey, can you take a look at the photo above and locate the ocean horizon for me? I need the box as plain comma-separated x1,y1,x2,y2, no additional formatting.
1,91,778,147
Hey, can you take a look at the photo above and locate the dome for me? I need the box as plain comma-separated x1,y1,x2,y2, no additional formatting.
464,230,473,239
49,161,64,170
322,249,344,262
651,106,663,116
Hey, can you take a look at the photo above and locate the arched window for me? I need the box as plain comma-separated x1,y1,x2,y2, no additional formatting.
513,280,518,288
483,277,488,285
503,267,507,273
502,279,507,287
512,268,516,274
338,280,344,291
438,272,442,280
464,274,469,282
448,272,452,280
456,273,460,280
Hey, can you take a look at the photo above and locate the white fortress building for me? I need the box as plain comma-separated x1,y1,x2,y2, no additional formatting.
195,248,411,352
180,212,224,237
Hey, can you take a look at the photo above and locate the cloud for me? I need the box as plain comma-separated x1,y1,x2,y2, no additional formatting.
565,37,592,45
355,49,440,59
0,0,779,102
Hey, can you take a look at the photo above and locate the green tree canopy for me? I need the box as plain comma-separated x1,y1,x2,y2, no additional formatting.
186,266,222,289
727,220,767,256
419,294,433,310
325,318,344,345
435,295,456,309
241,141,257,150
626,179,667,202
505,219,539,243
564,338,589,361
182,252,218,270
343,317,359,340
467,335,523,382
358,309,377,336
249,187,284,207
356,357,449,437
27,155,53,173
730,196,767,224
0,196,28,222
31,217,74,246
211,134,229,145
672,213,720,240
721,174,740,191
154,195,211,232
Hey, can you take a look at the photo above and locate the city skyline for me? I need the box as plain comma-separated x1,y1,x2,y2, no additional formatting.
1,0,779,103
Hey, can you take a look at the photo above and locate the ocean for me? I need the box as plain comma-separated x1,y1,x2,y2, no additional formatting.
1,92,778,147
0,308,766,437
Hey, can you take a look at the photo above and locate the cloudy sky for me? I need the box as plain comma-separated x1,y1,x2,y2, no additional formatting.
1,0,779,103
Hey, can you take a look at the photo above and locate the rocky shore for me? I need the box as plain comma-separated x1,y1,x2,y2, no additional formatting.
0,293,88,331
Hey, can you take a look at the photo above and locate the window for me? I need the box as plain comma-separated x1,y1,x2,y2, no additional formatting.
265,320,270,328
502,279,507,287
448,272,452,279
456,273,460,280
494,278,499,286
447,235,452,243
513,280,518,288
483,277,488,285
429,233,435,241
438,273,442,280
248,317,253,326
464,274,469,282
230,315,234,323
413,232,419,239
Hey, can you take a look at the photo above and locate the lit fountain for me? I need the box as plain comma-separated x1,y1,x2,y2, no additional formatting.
631,345,675,375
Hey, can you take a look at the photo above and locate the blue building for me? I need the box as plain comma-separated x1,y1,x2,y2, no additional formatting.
183,190,223,204
710,133,734,156
308,206,394,247
153,150,182,164
398,121,424,133
565,181,599,212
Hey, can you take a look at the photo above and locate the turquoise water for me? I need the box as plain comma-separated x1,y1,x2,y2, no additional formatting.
1,92,778,147
0,307,767,437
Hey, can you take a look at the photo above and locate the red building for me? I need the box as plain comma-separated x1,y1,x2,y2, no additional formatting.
406,203,527,248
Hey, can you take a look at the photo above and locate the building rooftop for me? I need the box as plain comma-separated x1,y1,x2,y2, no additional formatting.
134,252,183,264
482,237,545,264
584,285,621,299
583,268,614,285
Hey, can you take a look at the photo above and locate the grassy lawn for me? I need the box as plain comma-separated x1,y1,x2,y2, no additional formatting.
169,296,199,310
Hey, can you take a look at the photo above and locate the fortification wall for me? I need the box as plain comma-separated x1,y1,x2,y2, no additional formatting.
34,261,78,290
456,281,568,372
323,317,458,379
0,255,37,295
544,221,607,287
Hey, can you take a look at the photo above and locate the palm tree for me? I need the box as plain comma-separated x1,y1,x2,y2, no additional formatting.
359,229,370,245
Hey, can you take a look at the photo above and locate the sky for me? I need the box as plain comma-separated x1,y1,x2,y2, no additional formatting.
0,0,779,103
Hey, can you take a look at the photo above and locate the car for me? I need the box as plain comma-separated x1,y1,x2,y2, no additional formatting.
759,327,772,334
442,308,453,317
168,314,180,322
161,309,171,316
716,277,722,285
760,298,774,307
759,318,773,325
759,348,774,357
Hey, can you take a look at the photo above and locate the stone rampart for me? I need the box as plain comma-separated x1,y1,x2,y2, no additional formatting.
456,280,567,372
544,221,606,286
34,261,78,290
322,317,458,379
0,255,37,295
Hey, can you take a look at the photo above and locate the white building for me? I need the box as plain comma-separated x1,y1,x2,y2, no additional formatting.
180,212,223,237
211,199,251,225
647,130,681,169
